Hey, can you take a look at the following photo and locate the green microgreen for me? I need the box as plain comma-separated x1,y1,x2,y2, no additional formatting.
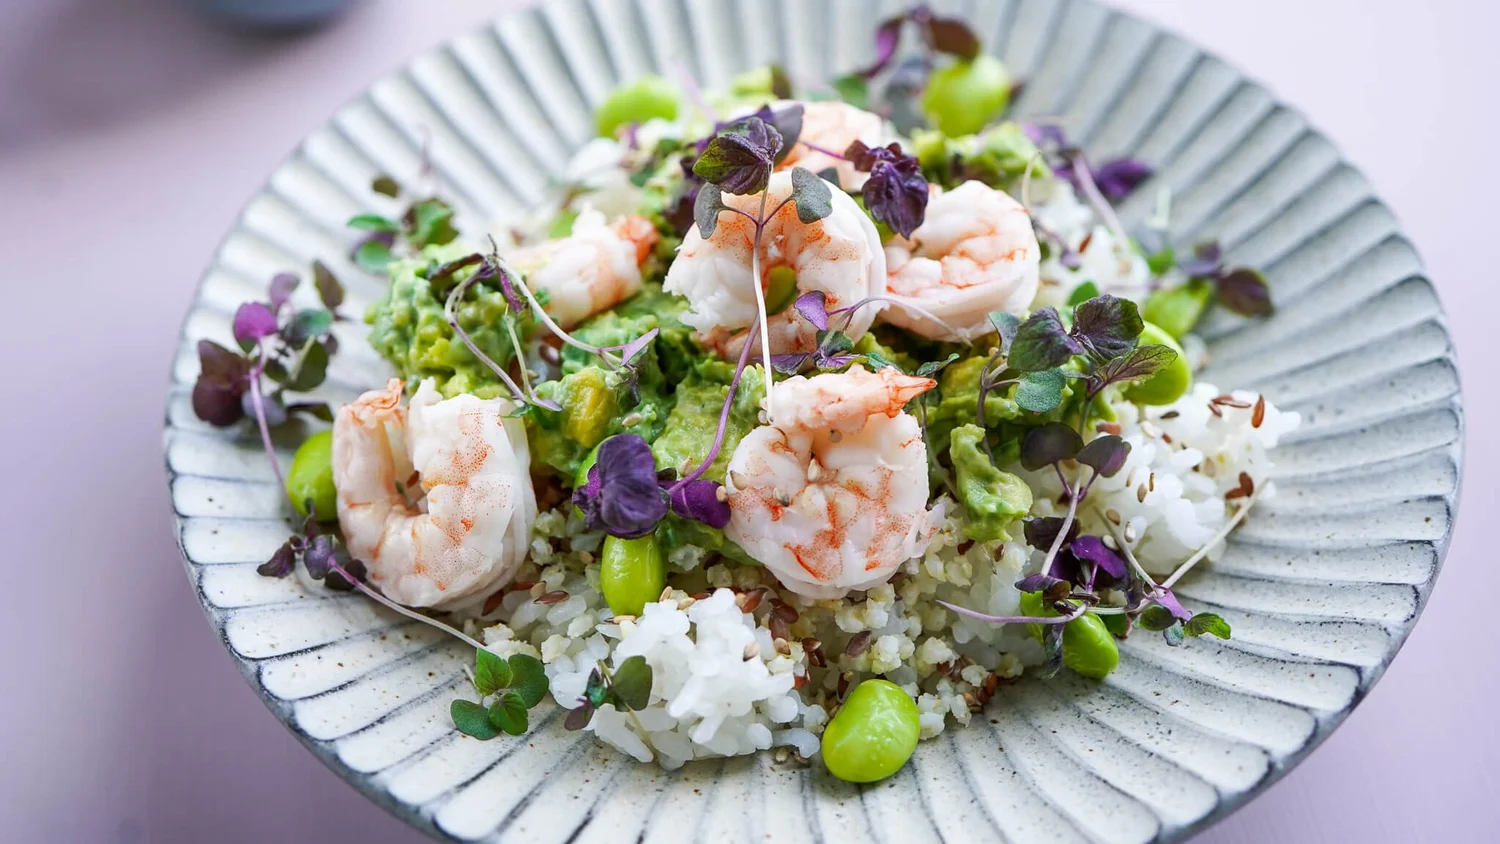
452,651,550,740
563,656,655,734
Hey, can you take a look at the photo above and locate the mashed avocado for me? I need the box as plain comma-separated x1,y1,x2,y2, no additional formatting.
651,359,765,483
366,244,517,399
949,424,1032,542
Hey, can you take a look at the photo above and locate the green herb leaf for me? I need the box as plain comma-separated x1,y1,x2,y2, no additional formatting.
1138,605,1177,631
473,649,512,696
347,213,400,233
451,699,501,740
1015,368,1066,412
354,238,394,273
488,691,530,736
1184,612,1232,639
507,653,549,707
286,308,333,345
610,656,653,711
407,198,458,249
914,352,961,379
583,668,609,708
283,341,329,392
1066,282,1100,308
790,167,834,223
694,185,727,238
1100,612,1129,638
831,74,869,109
863,350,903,373
371,175,401,197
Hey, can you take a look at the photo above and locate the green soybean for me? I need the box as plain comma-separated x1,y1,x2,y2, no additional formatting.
600,534,666,617
1062,613,1120,680
1124,322,1193,406
1142,280,1211,340
921,56,1012,137
595,76,681,138
287,430,337,521
574,441,603,491
821,679,921,783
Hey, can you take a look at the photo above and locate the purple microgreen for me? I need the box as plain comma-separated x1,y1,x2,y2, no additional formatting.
1076,435,1130,478
573,435,669,539
191,340,251,427
427,252,485,297
922,14,982,61
281,340,330,392
257,540,297,578
302,533,338,580
1216,268,1273,317
1086,343,1178,399
1184,612,1231,639
563,700,595,731
242,390,287,428
790,166,834,223
937,598,1089,628
353,232,395,273
858,15,907,78
347,213,400,234
816,354,859,371
987,310,1021,354
1070,294,1144,361
770,353,810,374
667,479,731,529
693,184,729,238
1152,588,1191,621
312,261,345,313
1008,308,1084,372
617,328,660,368
1023,122,1068,148
1014,573,1069,594
847,140,929,239
793,291,830,331
269,272,300,312
1179,242,1224,279
232,302,279,349
1019,422,1083,471
1024,517,1080,552
1070,535,1127,579
753,104,804,165
693,116,783,195
1015,368,1066,413
1089,158,1153,202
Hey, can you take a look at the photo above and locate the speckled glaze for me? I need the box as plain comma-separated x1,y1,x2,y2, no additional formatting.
163,0,1463,841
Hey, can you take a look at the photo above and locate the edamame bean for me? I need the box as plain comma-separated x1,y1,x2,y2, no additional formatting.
921,56,1012,137
599,534,666,617
574,442,603,491
1124,322,1192,406
595,76,681,138
820,679,920,783
1018,592,1120,680
1062,612,1120,680
1143,280,1211,340
286,429,337,521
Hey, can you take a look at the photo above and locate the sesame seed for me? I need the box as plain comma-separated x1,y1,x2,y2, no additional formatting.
1105,509,1121,525
621,412,644,427
1102,534,1118,550
1124,522,1137,543
715,485,729,502
743,642,761,660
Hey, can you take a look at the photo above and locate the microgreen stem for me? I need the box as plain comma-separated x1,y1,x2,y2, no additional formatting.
1041,468,1094,578
1096,508,1158,590
444,277,532,404
492,253,621,367
834,295,961,340
1070,151,1131,249
248,346,289,500
750,189,776,424
674,322,759,488
1159,494,1257,590
502,316,542,404
939,599,1089,626
324,555,489,652
673,58,718,125
801,140,847,160
598,659,659,759
1019,149,1043,210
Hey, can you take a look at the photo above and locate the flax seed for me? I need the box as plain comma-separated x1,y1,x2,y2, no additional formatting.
771,601,799,623
537,590,570,605
1252,394,1266,428
1136,484,1148,503
845,630,873,656
1105,509,1122,525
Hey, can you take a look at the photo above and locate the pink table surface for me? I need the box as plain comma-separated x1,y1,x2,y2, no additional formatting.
1,1,1493,841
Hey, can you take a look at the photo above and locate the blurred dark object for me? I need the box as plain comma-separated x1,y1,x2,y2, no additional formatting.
188,0,353,28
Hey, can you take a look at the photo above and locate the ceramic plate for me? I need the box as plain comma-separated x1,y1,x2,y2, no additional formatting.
163,0,1463,841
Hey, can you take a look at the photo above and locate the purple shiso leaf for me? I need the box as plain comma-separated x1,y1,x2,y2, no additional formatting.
1070,535,1127,579
1076,435,1131,478
770,353,810,374
860,16,907,78
303,534,337,580
1153,588,1191,620
862,158,929,239
257,540,297,578
693,117,783,195
1023,122,1067,148
232,302,279,347
1090,158,1153,202
1023,516,1079,551
1014,573,1068,594
574,435,668,539
1216,269,1274,317
667,479,731,529
269,273,300,312
793,291,830,331
492,266,527,314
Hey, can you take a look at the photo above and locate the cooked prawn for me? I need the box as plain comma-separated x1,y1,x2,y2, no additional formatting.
507,208,659,329
665,170,886,358
723,366,939,600
775,100,886,191
333,378,536,610
881,180,1041,341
